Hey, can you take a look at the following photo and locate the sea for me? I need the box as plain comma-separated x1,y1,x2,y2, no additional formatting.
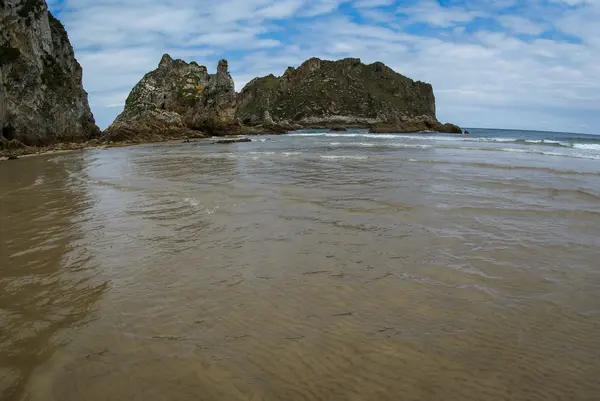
1,127,599,401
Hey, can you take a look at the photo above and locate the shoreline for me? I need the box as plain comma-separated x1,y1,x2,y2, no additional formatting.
0,132,273,162
0,128,465,162
0,138,184,162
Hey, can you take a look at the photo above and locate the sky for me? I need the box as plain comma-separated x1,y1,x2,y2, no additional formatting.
46,0,599,134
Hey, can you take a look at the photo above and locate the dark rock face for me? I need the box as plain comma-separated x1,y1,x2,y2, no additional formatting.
236,57,457,132
0,0,100,146
370,120,462,134
104,56,237,141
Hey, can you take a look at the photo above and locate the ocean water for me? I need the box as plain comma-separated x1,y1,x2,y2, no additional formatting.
289,127,600,161
1,128,599,401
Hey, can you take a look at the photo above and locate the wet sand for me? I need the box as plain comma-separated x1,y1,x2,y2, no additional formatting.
1,132,600,400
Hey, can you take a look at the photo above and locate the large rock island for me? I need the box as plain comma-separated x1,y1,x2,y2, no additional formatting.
237,57,460,133
107,56,460,139
0,0,100,149
104,55,239,141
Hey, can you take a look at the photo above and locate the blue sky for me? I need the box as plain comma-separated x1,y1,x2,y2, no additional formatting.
47,0,599,134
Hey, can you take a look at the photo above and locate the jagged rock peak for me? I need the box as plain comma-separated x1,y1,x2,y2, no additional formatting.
159,53,174,68
217,59,229,74
0,0,100,146
104,56,238,141
298,57,323,72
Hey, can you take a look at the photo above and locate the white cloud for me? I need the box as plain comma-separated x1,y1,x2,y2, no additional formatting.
498,15,548,36
548,0,596,5
553,1,600,45
397,0,485,27
300,0,350,17
354,0,395,8
258,0,305,18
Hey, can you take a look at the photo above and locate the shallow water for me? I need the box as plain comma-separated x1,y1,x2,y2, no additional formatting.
1,128,600,401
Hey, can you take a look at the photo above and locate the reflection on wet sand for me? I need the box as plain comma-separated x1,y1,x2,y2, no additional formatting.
0,155,108,401
1,138,600,401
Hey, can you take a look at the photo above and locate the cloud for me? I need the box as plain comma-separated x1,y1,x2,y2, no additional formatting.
47,0,600,134
397,0,485,27
498,15,548,36
549,0,595,5
354,0,395,7
553,0,600,45
300,0,350,16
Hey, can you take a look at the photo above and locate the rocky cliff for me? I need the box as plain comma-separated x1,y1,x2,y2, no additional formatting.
0,0,100,147
104,55,238,141
107,56,460,138
237,58,460,133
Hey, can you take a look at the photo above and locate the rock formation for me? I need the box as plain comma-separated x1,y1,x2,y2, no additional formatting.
0,0,100,147
103,55,238,141
107,56,460,138
237,57,460,133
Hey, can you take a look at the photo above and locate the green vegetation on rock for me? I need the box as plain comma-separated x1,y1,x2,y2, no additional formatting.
236,57,442,129
41,55,68,89
178,86,204,103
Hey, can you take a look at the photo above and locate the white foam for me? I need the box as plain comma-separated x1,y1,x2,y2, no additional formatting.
329,142,375,147
324,133,395,139
205,153,237,158
325,133,360,137
291,132,423,139
498,148,600,160
541,151,600,160
183,198,199,207
282,152,301,156
524,139,570,147
390,144,433,149
290,132,533,144
574,144,600,151
320,155,368,160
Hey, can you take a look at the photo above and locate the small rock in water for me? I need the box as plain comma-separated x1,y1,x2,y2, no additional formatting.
214,138,251,144
8,155,19,160
329,126,347,132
